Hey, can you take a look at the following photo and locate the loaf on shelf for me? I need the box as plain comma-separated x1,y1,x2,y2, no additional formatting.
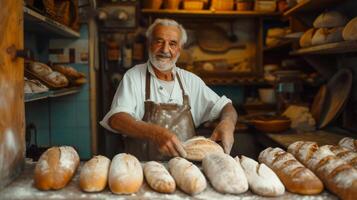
299,28,317,48
258,147,323,195
26,61,69,88
108,153,143,194
240,155,285,197
168,157,207,195
288,141,357,200
52,65,85,79
143,161,176,193
313,11,348,28
34,146,80,190
182,136,224,161
202,153,248,194
79,155,111,192
311,27,344,46
343,17,357,41
339,137,357,151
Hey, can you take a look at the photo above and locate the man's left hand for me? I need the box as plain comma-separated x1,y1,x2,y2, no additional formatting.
210,120,235,154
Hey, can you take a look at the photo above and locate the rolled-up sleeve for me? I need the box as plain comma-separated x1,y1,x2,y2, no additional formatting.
99,73,138,133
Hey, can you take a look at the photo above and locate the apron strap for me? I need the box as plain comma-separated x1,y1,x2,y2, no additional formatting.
145,65,190,106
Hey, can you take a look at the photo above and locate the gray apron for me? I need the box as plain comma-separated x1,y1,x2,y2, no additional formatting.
123,67,196,161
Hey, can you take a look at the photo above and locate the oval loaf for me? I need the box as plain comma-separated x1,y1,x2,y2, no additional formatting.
79,155,110,192
183,136,224,161
143,161,176,193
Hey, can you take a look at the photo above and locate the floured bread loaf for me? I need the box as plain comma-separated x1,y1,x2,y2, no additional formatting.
339,137,357,151
168,157,206,195
288,141,357,200
325,145,357,169
299,28,317,48
183,136,224,161
311,27,343,46
259,147,323,195
34,146,79,190
343,17,357,41
202,153,248,194
313,11,348,28
79,155,110,192
143,161,176,193
108,153,143,194
240,156,285,196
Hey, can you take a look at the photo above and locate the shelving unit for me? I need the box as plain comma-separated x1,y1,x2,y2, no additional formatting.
24,6,80,38
142,9,280,18
25,87,80,103
290,41,357,55
263,40,294,52
283,0,343,17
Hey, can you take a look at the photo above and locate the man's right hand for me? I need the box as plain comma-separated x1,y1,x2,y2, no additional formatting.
152,129,187,158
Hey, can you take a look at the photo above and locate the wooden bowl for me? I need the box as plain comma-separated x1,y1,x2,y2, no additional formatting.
251,117,291,133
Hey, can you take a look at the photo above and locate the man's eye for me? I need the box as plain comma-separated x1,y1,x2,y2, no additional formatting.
155,40,164,45
170,42,177,48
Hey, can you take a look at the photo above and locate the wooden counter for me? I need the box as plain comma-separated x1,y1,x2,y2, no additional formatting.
0,161,338,200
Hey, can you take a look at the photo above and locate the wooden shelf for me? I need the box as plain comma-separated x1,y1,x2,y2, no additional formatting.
25,87,80,103
263,40,293,52
24,6,80,38
142,9,280,18
290,41,357,55
283,0,343,17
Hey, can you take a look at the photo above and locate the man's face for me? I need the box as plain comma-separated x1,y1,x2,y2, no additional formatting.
149,25,181,72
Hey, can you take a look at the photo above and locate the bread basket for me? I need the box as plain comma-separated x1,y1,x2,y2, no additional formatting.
242,114,291,133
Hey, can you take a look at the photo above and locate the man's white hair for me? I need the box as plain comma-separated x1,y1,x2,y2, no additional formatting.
145,18,187,47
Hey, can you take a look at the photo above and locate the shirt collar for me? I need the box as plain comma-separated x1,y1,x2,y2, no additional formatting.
146,60,177,80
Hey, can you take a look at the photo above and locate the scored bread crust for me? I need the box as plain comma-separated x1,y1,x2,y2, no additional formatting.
183,136,224,161
79,155,110,192
143,161,176,193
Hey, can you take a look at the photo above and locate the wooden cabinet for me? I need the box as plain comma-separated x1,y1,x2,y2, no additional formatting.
0,0,25,190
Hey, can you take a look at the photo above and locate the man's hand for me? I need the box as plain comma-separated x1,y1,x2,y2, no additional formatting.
210,119,235,154
152,128,187,158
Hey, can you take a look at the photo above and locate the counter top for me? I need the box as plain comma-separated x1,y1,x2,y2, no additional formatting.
0,161,338,200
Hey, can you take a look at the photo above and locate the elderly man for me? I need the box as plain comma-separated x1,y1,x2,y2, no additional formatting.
100,18,237,160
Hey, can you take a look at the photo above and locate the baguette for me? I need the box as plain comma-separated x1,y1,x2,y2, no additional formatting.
143,161,176,193
326,145,357,169
79,155,110,192
202,153,248,194
108,153,143,194
183,136,224,161
240,155,285,197
34,146,79,190
258,147,323,195
339,137,357,151
288,141,357,200
168,157,206,195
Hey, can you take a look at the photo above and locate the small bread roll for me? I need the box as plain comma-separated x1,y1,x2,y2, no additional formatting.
299,28,317,48
343,17,357,41
143,161,176,193
79,155,110,192
202,153,248,194
108,153,143,194
313,11,348,28
183,136,224,161
168,157,207,195
34,146,79,190
240,156,285,196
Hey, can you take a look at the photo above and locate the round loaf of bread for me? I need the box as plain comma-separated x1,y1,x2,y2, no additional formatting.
168,157,207,195
34,146,80,190
313,11,348,28
343,17,357,41
79,155,110,192
143,161,176,193
108,153,143,194
312,27,343,46
183,136,224,161
299,28,317,48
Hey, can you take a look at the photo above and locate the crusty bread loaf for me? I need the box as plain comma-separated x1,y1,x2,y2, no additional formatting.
168,157,206,195
288,141,357,200
34,146,79,190
311,27,343,46
143,161,176,193
343,17,357,41
183,136,224,161
325,145,357,169
108,153,143,194
52,65,85,79
28,62,53,76
258,147,323,195
299,28,317,48
202,153,248,194
79,155,110,192
313,11,348,28
240,155,285,197
339,137,357,151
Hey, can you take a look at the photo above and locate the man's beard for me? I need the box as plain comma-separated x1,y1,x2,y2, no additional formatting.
149,51,179,72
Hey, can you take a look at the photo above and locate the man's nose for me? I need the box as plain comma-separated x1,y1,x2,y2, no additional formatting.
161,41,170,53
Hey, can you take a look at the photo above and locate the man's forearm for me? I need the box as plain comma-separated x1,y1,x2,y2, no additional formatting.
108,112,164,141
219,103,238,128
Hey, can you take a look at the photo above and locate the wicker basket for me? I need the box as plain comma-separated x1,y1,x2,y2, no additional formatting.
164,0,181,9
210,0,234,11
145,0,164,9
183,1,204,10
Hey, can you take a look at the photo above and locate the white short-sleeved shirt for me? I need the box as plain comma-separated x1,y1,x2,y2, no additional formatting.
100,62,232,133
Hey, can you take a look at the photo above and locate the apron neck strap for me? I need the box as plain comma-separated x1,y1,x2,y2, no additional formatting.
145,66,188,104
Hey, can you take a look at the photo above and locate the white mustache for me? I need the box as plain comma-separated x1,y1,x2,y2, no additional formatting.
156,53,171,58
